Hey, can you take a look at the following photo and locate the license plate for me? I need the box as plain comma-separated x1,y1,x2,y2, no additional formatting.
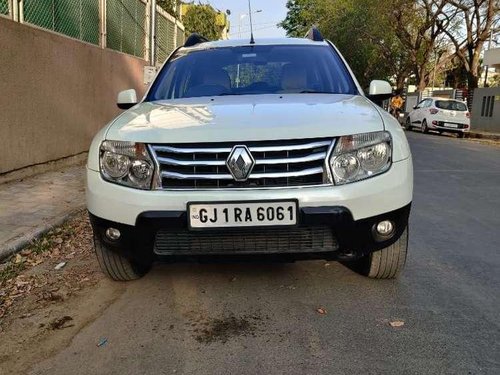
188,201,298,229
444,123,458,128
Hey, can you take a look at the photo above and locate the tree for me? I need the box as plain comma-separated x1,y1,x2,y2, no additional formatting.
440,0,500,89
391,0,457,91
157,0,178,17
182,4,222,41
279,0,316,37
279,0,413,89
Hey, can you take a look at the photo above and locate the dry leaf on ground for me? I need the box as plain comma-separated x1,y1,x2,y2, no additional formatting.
316,307,327,315
389,320,405,328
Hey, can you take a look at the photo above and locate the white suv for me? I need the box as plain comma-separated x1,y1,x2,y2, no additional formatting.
406,97,470,137
86,31,413,281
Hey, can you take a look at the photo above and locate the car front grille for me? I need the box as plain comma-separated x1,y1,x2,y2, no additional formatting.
153,226,339,255
149,138,334,189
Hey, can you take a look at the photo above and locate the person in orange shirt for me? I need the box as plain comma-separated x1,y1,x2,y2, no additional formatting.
390,90,404,118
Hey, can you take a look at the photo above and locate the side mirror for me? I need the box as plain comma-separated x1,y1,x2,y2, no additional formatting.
413,106,418,110
367,80,393,103
117,89,138,110
368,80,392,107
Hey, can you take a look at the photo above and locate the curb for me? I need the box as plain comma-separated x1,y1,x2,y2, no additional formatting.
0,206,86,261
467,132,500,141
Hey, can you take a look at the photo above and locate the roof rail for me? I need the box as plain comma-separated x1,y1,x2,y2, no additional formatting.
305,27,324,42
184,33,209,47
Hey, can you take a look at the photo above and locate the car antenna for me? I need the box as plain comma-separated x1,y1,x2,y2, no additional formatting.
248,0,255,44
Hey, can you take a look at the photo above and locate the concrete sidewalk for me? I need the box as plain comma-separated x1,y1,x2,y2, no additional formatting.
0,165,85,259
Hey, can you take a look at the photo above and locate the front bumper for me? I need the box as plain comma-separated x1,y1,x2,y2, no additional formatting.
89,203,411,264
87,158,413,225
87,157,412,264
429,121,470,133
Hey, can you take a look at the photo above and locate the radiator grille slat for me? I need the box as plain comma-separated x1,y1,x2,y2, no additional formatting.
149,138,334,190
154,226,339,255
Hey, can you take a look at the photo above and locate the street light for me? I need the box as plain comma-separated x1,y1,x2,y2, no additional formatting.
238,9,262,38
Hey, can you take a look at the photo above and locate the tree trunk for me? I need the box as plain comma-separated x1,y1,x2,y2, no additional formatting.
417,68,428,92
467,72,479,90
395,73,407,91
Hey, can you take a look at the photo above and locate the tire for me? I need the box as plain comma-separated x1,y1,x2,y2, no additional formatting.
457,132,465,139
405,117,412,131
421,120,428,134
345,227,408,279
93,234,150,281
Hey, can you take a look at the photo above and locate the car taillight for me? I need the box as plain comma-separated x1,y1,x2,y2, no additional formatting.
464,124,470,128
466,112,470,118
432,120,438,125
429,108,439,114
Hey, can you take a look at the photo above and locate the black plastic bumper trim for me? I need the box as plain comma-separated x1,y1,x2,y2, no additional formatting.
88,203,411,263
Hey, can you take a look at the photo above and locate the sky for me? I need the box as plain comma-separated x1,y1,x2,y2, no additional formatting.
203,0,288,39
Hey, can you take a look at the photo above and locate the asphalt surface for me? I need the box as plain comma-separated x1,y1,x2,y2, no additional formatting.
31,131,500,375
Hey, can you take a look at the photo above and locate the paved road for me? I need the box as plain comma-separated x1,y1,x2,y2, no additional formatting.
31,132,500,375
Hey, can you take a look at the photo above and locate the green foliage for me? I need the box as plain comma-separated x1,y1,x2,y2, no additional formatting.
280,0,410,88
157,0,177,17
183,5,222,41
278,0,314,37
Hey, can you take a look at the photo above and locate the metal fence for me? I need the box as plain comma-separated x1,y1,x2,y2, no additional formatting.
4,0,185,65
0,0,10,16
23,0,100,45
106,0,147,57
156,7,176,63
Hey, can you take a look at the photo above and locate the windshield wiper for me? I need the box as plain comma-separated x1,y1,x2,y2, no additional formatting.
298,90,335,94
218,92,243,96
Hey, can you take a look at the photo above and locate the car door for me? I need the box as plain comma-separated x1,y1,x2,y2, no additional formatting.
411,99,427,125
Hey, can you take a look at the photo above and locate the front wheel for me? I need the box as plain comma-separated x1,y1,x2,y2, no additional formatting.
345,227,408,279
93,234,150,281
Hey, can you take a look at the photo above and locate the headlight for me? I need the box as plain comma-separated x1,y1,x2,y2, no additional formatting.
329,131,392,185
99,141,154,189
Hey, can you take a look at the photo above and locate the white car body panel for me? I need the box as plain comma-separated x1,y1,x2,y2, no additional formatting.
87,157,413,225
105,95,381,145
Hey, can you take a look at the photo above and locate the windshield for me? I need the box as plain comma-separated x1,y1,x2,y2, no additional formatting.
146,45,357,100
435,100,467,111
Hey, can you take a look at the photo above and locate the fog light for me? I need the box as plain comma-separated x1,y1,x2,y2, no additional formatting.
105,227,121,240
376,220,394,236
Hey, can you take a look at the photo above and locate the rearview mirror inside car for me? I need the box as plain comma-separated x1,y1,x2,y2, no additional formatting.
117,89,138,110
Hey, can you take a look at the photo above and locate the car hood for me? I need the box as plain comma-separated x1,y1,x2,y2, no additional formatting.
105,94,384,143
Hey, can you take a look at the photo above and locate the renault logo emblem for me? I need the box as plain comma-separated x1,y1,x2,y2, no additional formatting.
226,145,255,181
